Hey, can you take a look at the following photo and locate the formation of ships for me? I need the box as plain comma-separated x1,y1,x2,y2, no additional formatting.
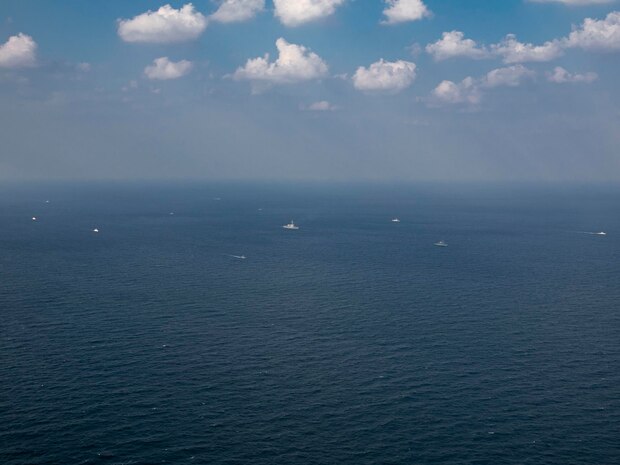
31,208,610,253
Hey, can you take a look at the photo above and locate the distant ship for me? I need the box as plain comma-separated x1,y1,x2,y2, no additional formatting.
434,240,448,247
93,228,99,233
392,218,401,223
283,221,299,230
579,231,608,236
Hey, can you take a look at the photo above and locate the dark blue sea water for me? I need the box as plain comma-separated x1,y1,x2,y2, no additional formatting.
1,182,619,465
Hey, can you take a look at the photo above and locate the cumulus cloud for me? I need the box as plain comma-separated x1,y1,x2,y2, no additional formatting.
492,34,564,63
210,0,264,23
431,65,535,106
0,33,37,68
144,57,193,80
426,31,490,61
118,4,207,43
483,64,536,87
273,0,345,27
352,59,417,93
546,66,598,83
305,100,337,111
427,11,620,65
382,0,431,25
564,11,620,51
233,38,328,86
432,78,481,105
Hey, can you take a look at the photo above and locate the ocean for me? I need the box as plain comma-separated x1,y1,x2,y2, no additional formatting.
1,182,619,465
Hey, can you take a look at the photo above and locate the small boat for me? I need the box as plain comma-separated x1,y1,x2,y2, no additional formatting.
93,228,99,233
596,232,607,236
392,218,401,223
434,240,448,247
283,221,299,230
32,217,37,221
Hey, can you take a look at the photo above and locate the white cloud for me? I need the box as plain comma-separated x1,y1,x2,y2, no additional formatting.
547,66,598,83
210,0,264,23
306,100,337,111
382,0,431,25
273,0,345,27
564,11,620,51
432,78,481,105
426,31,564,63
426,31,490,61
483,64,536,87
492,34,564,63
144,57,193,80
431,65,535,106
426,12,620,65
352,59,417,93
0,33,37,68
118,4,207,43
233,38,328,85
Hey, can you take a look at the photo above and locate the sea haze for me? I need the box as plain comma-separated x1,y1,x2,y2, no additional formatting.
1,182,619,465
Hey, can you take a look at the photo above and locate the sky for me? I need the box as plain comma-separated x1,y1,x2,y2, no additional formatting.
0,0,619,182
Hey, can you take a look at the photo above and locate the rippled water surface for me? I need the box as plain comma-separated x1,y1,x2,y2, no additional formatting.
1,183,619,464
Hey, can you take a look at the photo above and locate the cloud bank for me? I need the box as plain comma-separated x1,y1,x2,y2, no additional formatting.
427,11,620,64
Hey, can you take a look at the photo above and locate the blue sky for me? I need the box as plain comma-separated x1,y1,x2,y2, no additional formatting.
1,0,619,181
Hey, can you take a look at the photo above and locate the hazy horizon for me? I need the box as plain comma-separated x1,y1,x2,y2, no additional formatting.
1,0,619,181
